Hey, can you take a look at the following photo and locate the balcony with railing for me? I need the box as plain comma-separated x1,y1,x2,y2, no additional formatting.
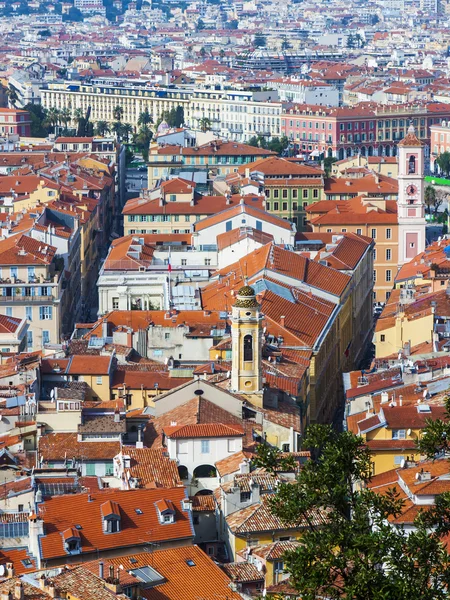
0,294,54,303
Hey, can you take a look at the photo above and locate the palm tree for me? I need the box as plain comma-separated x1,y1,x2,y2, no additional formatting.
121,123,134,143
198,116,212,132
6,86,19,108
95,121,109,136
59,107,72,132
111,121,123,140
437,151,450,178
137,108,152,128
424,185,436,214
73,108,84,128
113,105,124,122
45,107,61,133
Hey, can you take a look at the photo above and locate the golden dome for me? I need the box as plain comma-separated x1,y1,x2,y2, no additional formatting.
237,285,255,297
234,285,259,308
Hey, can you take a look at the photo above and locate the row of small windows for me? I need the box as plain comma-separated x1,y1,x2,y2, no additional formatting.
128,215,198,222
267,201,310,212
265,189,319,199
325,228,392,239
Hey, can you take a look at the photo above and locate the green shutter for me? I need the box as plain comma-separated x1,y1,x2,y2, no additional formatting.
86,463,96,476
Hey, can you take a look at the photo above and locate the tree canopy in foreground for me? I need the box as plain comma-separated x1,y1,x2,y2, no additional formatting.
254,424,450,600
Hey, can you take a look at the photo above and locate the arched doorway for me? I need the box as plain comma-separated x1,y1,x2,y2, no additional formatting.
346,147,352,158
178,465,189,480
195,489,213,496
193,465,217,478
378,146,384,157
338,148,344,160
327,147,333,158
361,146,366,157
368,146,373,156
385,145,391,157
392,145,397,157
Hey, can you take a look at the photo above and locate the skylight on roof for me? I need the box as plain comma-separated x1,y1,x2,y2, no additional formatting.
74,524,82,530
186,559,196,567
135,508,143,515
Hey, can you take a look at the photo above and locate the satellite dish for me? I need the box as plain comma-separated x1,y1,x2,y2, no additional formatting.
415,473,420,480
400,459,406,469
407,428,412,436
0,565,5,576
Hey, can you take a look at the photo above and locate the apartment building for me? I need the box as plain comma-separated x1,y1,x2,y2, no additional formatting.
0,234,65,352
281,102,450,160
229,156,324,230
306,197,398,303
0,108,31,137
430,118,450,172
147,141,275,187
123,190,267,236
41,82,282,143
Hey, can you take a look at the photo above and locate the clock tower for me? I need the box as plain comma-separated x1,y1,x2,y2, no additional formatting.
397,124,426,266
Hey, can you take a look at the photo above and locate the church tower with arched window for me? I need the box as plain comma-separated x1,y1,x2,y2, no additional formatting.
231,285,263,394
397,124,426,266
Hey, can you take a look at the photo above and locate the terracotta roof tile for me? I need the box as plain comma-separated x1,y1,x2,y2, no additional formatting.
163,423,244,438
226,497,324,534
39,487,193,561
84,546,242,600
221,562,264,583
39,432,120,462
119,446,182,488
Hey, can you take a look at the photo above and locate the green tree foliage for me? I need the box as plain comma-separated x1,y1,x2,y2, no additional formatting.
248,135,289,154
198,117,212,132
255,424,450,600
424,184,437,214
24,103,49,137
125,146,135,166
437,151,450,177
6,86,18,108
112,105,124,122
159,107,184,128
137,108,152,128
94,121,110,136
63,6,83,21
133,124,153,162
324,156,337,176
254,33,267,47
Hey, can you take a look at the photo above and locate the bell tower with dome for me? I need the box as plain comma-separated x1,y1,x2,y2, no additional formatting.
231,284,263,394
397,124,426,266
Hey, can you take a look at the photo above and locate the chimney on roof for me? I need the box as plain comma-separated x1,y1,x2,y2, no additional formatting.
239,459,250,474
99,562,104,580
399,395,403,407
5,563,13,578
14,581,23,600
280,315,286,327
114,409,120,423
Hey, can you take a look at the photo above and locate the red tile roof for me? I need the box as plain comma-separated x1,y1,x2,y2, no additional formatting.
39,432,120,461
67,355,112,375
163,423,244,438
39,487,193,560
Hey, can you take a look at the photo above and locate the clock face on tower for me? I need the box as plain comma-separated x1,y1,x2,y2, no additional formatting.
406,184,417,196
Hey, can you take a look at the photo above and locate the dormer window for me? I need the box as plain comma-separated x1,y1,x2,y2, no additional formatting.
63,527,81,554
101,500,121,533
155,499,176,524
